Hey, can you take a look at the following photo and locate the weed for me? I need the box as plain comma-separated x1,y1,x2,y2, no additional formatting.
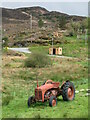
4,63,11,67
2,95,13,106
34,113,41,118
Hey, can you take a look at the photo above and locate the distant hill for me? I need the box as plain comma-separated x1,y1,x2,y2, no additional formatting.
2,6,86,46
2,6,85,24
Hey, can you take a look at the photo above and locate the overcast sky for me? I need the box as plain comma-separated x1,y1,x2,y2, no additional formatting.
1,2,89,16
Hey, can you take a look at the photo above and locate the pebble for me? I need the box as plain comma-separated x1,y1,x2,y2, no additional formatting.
80,89,85,92
85,93,90,97
75,89,90,95
86,89,90,93
75,90,79,93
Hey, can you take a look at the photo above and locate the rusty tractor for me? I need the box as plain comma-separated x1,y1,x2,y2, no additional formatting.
28,80,75,107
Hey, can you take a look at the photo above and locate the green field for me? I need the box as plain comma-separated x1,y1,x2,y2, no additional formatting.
29,36,88,59
2,36,88,118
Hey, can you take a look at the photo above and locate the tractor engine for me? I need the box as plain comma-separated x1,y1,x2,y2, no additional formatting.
35,89,42,100
44,89,58,99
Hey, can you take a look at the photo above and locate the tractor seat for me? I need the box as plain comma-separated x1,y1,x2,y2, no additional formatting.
45,80,60,87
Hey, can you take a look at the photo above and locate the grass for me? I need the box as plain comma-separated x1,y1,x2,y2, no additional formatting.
2,91,88,118
29,36,88,59
2,36,88,118
29,45,49,54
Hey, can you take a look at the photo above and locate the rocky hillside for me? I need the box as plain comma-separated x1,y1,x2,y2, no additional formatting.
2,6,85,24
2,6,86,46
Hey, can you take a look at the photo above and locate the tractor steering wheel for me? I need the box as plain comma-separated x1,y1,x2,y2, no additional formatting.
42,80,53,85
45,80,53,84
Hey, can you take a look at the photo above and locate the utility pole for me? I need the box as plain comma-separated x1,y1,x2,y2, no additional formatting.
85,29,87,45
30,14,32,30
52,37,53,55
30,14,32,43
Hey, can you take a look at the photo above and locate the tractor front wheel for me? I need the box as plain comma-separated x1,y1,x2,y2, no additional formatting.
28,96,36,107
62,81,75,101
49,96,57,107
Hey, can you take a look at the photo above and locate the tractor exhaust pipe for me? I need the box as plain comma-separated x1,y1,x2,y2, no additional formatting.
37,80,39,88
36,75,39,88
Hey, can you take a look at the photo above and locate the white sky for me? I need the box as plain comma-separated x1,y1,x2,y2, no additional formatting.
0,1,89,17
0,0,89,2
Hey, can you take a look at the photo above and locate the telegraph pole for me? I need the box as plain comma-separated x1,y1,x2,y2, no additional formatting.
85,29,87,45
52,37,53,55
30,14,32,43
52,37,53,48
30,14,32,30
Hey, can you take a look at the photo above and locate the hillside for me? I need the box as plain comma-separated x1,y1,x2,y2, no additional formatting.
2,6,86,46
2,6,85,23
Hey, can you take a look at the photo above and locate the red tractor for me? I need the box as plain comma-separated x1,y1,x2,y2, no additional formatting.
28,80,75,107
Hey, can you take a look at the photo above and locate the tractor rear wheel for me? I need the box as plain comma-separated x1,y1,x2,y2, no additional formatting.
28,96,36,107
49,96,57,107
62,81,75,101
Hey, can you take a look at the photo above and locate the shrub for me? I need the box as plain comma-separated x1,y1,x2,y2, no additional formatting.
64,30,74,37
38,19,44,28
68,30,74,36
58,16,66,29
4,63,11,67
24,52,52,68
2,36,9,47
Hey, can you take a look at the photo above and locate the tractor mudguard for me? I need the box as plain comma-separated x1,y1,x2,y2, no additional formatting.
61,80,70,89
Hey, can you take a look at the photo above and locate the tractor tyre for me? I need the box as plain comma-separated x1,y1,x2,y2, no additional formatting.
28,96,36,107
49,96,57,107
62,81,75,101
